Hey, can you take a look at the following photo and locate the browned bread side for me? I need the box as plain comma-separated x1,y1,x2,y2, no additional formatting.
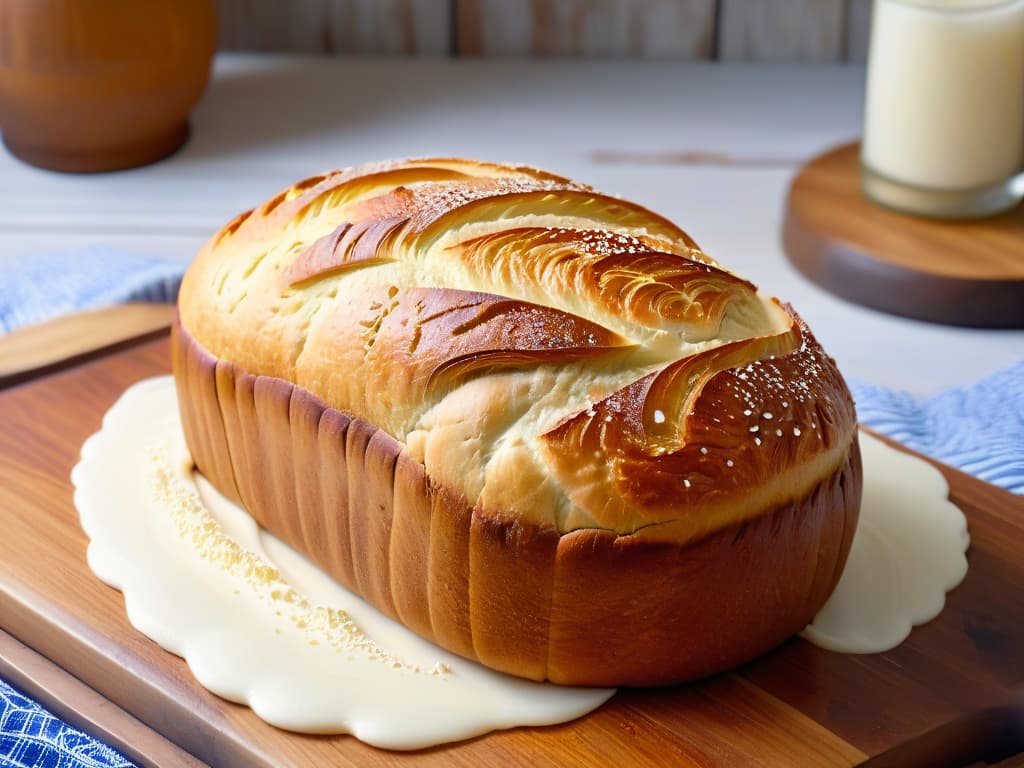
173,321,860,686
174,158,861,685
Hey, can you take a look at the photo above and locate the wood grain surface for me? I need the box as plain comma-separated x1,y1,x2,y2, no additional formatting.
215,0,870,61
215,0,451,55
0,629,207,768
0,337,1021,767
0,303,176,389
455,0,716,58
783,143,1024,328
718,0,845,61
844,0,872,62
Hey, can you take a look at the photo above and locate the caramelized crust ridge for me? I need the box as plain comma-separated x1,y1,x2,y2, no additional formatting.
175,158,861,685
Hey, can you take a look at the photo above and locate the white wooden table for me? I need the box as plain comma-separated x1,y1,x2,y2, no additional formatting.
2,54,1021,394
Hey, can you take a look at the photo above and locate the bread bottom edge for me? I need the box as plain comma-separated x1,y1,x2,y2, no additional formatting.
171,319,862,687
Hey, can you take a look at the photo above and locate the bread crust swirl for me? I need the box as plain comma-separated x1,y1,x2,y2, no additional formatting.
174,158,861,685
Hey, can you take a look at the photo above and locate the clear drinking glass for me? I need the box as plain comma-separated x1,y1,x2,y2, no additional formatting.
860,0,1024,219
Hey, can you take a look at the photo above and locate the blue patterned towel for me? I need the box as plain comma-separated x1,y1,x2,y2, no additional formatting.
1,245,1020,496
850,362,1024,495
0,247,183,336
0,679,135,768
0,245,1020,767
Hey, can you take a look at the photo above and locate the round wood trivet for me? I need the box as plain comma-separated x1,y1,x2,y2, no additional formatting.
782,143,1024,328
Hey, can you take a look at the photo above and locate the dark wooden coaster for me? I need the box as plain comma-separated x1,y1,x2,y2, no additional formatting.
782,143,1024,328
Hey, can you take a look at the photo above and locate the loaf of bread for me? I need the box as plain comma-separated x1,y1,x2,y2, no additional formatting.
173,158,861,686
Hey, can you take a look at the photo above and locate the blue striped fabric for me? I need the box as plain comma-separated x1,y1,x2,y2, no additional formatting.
850,361,1024,495
0,245,1019,767
0,679,135,768
1,245,1020,496
0,247,183,336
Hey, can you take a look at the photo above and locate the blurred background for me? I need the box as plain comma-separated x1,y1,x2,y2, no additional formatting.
212,0,872,61
1,0,1020,395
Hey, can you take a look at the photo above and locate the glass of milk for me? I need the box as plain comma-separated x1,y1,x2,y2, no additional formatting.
861,0,1024,218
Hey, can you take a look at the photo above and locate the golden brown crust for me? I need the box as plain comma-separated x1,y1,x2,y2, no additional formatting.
539,307,855,539
174,157,862,685
173,320,860,686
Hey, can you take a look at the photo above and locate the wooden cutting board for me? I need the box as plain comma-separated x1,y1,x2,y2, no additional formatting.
1,337,1021,767
781,143,1024,329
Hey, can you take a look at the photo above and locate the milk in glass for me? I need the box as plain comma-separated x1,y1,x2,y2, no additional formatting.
861,0,1024,217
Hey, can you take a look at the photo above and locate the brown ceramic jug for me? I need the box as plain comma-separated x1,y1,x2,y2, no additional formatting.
0,0,216,172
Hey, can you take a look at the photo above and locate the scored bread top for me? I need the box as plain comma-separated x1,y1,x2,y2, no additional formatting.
179,158,857,544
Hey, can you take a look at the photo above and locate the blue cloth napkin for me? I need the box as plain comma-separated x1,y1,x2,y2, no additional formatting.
850,364,1024,495
1,245,1021,495
0,679,135,768
0,247,183,335
0,245,1021,768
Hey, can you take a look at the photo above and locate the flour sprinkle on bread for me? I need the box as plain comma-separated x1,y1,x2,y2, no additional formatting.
173,158,861,686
